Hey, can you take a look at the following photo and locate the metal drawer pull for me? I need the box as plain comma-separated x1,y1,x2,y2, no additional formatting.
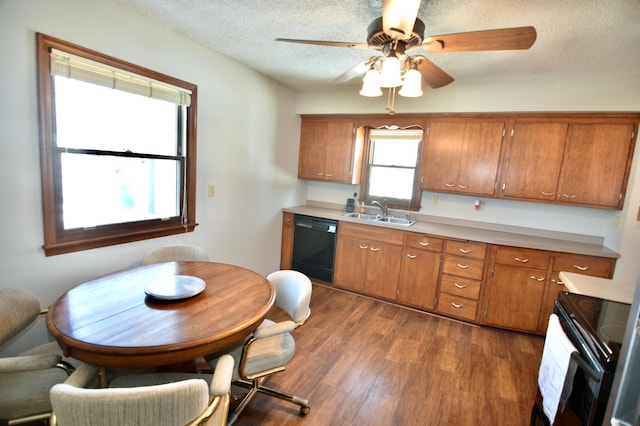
454,283,467,289
514,257,529,263
540,191,555,196
451,302,464,309
458,184,469,189
315,172,324,176
458,248,471,254
573,265,589,271
456,263,469,269
445,183,456,187
561,194,577,199
419,241,431,246
325,173,333,177
358,244,368,250
370,247,380,252
529,276,545,282
551,279,564,285
407,254,417,259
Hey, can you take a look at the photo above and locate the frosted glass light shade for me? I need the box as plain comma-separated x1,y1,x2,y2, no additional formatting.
379,57,403,88
398,68,423,97
359,69,383,97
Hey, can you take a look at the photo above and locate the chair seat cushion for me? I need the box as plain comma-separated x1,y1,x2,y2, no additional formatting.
0,367,69,420
243,319,295,378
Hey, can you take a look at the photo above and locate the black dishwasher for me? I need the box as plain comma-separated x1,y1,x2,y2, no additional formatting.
292,215,337,283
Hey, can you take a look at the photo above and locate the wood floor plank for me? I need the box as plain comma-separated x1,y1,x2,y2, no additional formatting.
232,284,544,425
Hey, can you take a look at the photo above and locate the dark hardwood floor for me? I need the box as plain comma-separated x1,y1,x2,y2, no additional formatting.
233,283,545,426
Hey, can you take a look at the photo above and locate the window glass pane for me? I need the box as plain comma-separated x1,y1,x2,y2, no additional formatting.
54,77,178,156
368,166,415,200
371,139,420,167
61,153,179,229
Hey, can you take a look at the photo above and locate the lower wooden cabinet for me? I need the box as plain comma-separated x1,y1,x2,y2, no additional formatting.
280,212,294,270
397,234,443,310
334,222,403,300
483,245,616,334
281,215,617,335
436,241,487,321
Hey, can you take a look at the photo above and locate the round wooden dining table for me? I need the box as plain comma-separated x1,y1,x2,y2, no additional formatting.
46,261,275,368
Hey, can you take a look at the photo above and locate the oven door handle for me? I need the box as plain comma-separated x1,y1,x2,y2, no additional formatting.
570,351,601,383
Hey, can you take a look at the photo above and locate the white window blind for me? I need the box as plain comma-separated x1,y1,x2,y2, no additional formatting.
50,49,191,106
369,128,424,140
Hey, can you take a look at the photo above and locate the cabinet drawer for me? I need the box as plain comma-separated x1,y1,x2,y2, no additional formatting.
442,256,485,280
405,233,443,252
445,240,487,260
339,222,404,245
440,274,482,300
553,254,614,278
437,292,478,321
494,247,550,270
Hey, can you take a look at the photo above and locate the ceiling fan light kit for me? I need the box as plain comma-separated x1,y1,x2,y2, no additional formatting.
276,0,536,114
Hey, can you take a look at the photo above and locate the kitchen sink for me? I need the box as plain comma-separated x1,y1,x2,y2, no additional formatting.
342,212,381,221
342,212,416,226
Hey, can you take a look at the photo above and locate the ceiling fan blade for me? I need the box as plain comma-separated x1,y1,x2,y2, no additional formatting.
423,26,537,53
331,59,375,84
275,38,372,49
382,0,421,40
414,56,454,89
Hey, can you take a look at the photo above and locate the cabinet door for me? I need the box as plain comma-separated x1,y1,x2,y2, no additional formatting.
557,123,635,208
420,121,465,191
397,248,441,310
501,122,568,200
333,235,368,292
280,212,294,270
323,121,357,183
457,121,505,195
298,121,327,180
364,241,402,300
484,265,546,332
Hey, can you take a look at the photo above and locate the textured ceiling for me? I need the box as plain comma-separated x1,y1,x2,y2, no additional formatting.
111,0,640,92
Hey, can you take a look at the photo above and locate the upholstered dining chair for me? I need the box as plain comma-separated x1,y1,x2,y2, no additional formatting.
50,354,234,426
140,244,210,265
0,288,76,425
207,269,312,425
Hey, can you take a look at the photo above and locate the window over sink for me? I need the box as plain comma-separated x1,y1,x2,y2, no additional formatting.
360,127,424,211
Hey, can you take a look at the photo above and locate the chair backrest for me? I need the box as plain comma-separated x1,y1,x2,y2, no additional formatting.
140,244,209,265
266,270,312,325
0,289,41,347
50,379,210,426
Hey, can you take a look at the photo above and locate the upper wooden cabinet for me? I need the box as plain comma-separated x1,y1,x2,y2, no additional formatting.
298,116,363,184
500,116,638,209
420,119,506,196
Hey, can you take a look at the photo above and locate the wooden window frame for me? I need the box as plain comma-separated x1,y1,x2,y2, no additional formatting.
36,33,198,256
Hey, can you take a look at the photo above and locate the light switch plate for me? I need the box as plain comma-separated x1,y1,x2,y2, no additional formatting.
207,184,215,197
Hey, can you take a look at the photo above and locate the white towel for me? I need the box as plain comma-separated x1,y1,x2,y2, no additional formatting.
538,314,578,424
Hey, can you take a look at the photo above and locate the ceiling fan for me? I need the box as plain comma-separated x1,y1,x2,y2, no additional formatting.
276,0,537,92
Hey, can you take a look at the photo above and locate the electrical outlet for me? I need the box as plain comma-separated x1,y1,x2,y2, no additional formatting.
207,184,215,197
432,196,438,206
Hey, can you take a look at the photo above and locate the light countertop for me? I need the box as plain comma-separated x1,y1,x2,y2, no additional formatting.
559,271,635,304
284,204,619,259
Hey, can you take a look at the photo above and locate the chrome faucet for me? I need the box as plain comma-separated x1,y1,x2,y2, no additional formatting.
371,200,388,218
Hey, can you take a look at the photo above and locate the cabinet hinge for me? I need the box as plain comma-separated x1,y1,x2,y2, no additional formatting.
484,309,488,317
490,269,494,277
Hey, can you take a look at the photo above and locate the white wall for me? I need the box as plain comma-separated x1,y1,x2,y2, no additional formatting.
296,77,640,283
0,0,305,354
